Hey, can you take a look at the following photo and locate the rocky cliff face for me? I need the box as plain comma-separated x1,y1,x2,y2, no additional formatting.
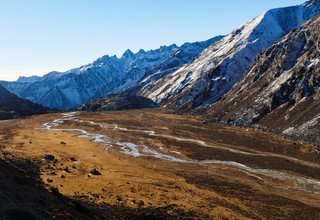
208,15,320,144
1,37,222,110
140,0,320,110
0,85,48,120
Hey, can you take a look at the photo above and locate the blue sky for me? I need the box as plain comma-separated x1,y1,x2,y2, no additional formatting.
0,0,306,81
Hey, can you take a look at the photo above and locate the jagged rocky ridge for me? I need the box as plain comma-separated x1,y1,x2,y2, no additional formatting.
208,15,320,144
0,85,48,120
140,0,320,110
0,37,222,110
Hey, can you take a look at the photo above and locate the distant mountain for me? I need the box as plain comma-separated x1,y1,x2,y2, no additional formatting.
17,75,41,83
81,38,230,111
140,0,320,110
0,36,223,110
0,85,48,120
207,15,320,144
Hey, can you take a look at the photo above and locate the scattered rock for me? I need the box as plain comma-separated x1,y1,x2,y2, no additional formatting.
116,195,122,202
138,200,145,207
47,178,53,183
48,186,60,195
63,167,71,173
70,157,77,162
89,169,101,176
60,175,65,179
43,154,55,161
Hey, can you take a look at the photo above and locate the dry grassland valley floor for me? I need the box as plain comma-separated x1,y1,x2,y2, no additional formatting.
0,109,319,219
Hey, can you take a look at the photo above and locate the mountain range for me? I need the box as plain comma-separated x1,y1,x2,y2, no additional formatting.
2,1,319,112
208,14,320,144
0,0,319,146
0,37,222,109
79,0,320,114
139,0,320,110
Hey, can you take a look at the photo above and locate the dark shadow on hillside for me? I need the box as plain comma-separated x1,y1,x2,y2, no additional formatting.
0,157,205,219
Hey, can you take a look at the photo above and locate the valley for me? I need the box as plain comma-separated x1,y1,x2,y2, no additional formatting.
0,1,319,219
1,109,319,219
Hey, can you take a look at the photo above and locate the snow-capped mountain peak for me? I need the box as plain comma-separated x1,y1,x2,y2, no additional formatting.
140,0,320,110
121,49,136,60
208,14,320,144
1,37,222,109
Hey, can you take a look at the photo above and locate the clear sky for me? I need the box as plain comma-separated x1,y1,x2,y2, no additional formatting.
0,0,306,81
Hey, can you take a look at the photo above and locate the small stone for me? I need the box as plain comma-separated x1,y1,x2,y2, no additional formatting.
63,167,71,173
43,154,55,161
89,169,101,176
138,200,145,207
47,178,53,183
70,157,77,162
50,172,57,176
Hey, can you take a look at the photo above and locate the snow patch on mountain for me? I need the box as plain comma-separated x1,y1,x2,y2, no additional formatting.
1,37,222,109
141,0,320,110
